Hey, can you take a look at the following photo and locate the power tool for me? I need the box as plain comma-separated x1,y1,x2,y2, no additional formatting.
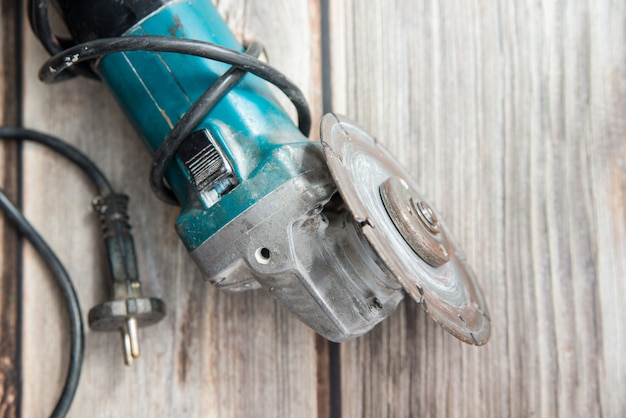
38,0,491,346
13,0,491,414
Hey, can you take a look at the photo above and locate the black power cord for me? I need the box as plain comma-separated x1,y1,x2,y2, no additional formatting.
27,0,97,80
0,128,113,194
0,192,83,418
0,127,116,418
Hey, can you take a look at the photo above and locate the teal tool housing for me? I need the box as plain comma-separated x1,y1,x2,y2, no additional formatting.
41,0,492,345
94,0,316,251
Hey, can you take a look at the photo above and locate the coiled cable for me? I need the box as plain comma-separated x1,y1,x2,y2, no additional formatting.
0,126,116,418
39,37,312,204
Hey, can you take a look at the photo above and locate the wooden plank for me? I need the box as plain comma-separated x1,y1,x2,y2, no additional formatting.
20,1,324,416
0,1,21,417
329,0,626,417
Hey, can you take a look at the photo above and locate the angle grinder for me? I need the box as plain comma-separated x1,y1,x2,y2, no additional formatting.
34,0,490,345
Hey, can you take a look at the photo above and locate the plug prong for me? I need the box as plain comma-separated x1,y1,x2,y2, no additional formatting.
122,330,134,366
127,317,140,359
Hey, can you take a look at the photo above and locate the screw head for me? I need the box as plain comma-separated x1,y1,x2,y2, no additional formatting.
412,198,440,233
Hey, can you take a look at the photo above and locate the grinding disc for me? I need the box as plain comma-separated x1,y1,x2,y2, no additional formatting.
320,113,490,345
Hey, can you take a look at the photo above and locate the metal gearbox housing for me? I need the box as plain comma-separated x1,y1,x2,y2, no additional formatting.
191,145,404,341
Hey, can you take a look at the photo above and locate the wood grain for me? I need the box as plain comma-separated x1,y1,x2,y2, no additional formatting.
0,1,21,417
7,0,626,417
20,1,323,417
329,0,625,417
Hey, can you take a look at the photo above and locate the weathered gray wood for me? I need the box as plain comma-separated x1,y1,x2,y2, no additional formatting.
0,2,21,417
20,1,323,416
14,0,626,416
330,0,625,417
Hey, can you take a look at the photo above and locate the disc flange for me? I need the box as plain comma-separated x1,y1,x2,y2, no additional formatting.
320,113,490,345
379,176,452,267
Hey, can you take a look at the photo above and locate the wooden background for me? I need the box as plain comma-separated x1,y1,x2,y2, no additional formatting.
0,0,624,416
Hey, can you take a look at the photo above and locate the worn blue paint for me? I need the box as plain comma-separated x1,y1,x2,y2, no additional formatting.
94,0,317,251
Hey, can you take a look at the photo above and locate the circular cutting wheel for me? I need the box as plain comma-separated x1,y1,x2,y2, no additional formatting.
320,113,490,345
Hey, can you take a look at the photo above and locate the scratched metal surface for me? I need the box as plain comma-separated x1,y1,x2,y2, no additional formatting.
0,0,624,417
